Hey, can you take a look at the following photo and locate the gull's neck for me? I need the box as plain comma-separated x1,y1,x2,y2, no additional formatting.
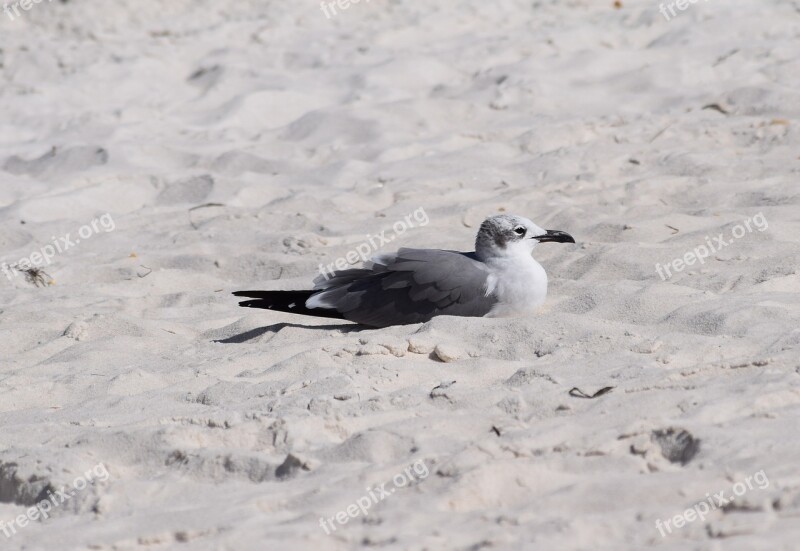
482,248,548,317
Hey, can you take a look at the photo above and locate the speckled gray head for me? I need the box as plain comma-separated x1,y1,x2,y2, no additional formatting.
475,214,575,260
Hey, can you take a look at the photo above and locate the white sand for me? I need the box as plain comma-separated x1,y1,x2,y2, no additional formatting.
2,0,799,549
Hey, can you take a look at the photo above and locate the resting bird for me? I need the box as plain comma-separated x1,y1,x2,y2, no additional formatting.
234,214,575,328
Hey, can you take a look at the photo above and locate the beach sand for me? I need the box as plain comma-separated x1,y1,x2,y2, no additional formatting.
1,0,799,549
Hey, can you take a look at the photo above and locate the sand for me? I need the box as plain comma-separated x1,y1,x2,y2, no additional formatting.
1,0,799,549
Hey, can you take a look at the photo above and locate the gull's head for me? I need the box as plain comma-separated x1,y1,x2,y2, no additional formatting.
475,214,575,261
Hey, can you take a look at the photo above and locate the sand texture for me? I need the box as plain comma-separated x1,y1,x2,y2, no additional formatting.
1,0,799,549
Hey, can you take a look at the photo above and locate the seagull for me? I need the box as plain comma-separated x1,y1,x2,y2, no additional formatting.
234,214,575,328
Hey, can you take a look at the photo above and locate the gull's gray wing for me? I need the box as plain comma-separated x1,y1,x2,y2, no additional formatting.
306,248,497,327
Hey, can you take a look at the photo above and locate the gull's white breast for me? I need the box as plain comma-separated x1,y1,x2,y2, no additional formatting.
483,255,548,317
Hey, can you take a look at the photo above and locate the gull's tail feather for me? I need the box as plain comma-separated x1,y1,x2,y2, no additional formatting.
232,290,345,320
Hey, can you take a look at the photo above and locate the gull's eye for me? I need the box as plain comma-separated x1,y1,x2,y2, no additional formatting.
513,226,526,237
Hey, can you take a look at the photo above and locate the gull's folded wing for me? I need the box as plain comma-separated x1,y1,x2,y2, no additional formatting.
307,248,497,327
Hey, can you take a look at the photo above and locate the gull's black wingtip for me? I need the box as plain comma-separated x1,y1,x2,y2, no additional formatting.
233,290,275,299
232,289,345,320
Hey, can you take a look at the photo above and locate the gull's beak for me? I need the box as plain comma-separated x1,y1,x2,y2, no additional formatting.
534,229,575,244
